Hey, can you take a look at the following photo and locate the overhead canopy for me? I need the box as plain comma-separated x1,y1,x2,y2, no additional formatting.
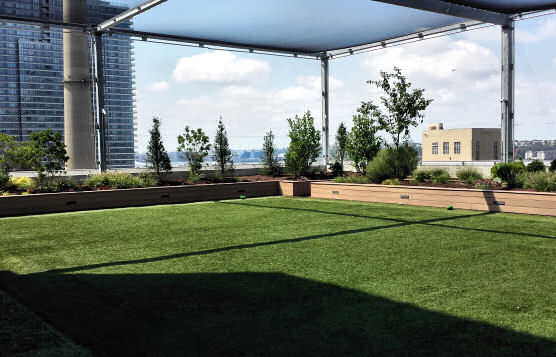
1,0,555,55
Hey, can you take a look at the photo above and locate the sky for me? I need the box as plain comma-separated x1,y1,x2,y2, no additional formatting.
125,3,556,152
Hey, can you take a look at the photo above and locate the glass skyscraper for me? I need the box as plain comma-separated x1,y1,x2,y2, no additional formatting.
0,0,136,168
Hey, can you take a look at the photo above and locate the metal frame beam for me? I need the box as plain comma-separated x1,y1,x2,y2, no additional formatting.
95,0,168,32
93,33,107,171
372,0,510,25
501,20,515,162
321,57,330,166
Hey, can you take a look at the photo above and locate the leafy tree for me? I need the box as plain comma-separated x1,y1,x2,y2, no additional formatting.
213,117,234,177
331,122,348,174
177,126,211,179
369,67,433,149
346,101,382,174
0,133,18,188
261,129,280,176
284,111,321,177
23,129,69,185
146,117,172,182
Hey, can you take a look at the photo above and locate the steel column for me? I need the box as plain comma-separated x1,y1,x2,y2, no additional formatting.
94,33,107,171
501,20,515,163
321,57,330,166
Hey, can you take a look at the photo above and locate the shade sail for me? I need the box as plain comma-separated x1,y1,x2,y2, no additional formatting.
1,0,555,55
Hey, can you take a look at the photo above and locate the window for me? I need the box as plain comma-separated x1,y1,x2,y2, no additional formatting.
454,142,461,154
475,141,480,160
493,141,498,160
432,142,438,155
443,142,449,155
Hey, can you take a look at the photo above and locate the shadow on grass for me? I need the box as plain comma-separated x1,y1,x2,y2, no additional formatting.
1,271,554,357
44,211,492,274
220,201,556,240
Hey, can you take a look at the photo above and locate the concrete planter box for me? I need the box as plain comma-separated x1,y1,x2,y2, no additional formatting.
0,181,279,217
279,181,311,197
311,182,556,216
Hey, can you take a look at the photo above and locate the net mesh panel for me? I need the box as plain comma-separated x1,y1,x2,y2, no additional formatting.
329,25,505,168
514,15,556,165
133,41,320,169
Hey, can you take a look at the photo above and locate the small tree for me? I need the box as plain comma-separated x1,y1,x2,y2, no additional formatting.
284,111,321,177
146,117,172,182
332,122,348,174
369,67,433,149
177,126,211,179
346,101,382,174
24,129,69,185
261,129,280,176
0,133,18,188
213,116,234,177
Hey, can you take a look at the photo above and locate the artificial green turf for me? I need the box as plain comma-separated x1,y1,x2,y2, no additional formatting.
1,197,555,356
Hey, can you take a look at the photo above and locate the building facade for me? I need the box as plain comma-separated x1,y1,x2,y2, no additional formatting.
0,0,136,168
422,123,501,162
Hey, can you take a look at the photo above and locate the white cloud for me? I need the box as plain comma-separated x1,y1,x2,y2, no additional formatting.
516,18,556,42
148,81,169,91
171,51,271,84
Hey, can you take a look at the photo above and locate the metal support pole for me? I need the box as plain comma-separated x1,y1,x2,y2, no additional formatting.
501,20,515,163
93,32,107,171
63,0,97,170
321,56,330,166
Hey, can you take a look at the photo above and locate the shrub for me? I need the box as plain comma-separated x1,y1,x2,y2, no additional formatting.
138,173,157,187
381,178,400,185
285,111,321,177
551,158,556,172
526,159,546,173
330,162,343,177
7,176,36,192
365,146,419,183
333,175,370,184
260,129,280,176
85,173,146,189
456,167,483,184
491,161,525,188
177,126,211,179
413,170,431,183
432,172,450,184
22,129,69,186
36,177,77,193
523,171,556,192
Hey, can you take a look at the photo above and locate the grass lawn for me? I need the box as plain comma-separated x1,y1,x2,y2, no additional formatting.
1,197,555,356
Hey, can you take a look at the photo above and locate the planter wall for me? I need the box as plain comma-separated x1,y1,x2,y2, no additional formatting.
279,181,311,197
311,182,556,216
0,181,279,217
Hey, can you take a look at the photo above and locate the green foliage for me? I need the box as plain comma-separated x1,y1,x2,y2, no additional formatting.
284,111,321,177
332,122,348,173
369,67,433,149
36,177,77,193
550,158,556,172
333,175,370,184
213,117,234,177
261,129,280,176
7,176,36,192
491,161,525,188
526,159,546,173
21,129,69,185
0,134,18,188
456,167,483,184
346,102,382,174
177,126,211,179
381,178,400,185
365,146,418,183
146,117,172,182
432,172,451,184
523,171,556,192
413,170,431,183
85,172,148,189
138,172,157,187
330,162,343,177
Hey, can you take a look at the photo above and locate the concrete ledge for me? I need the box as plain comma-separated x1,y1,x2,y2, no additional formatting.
0,181,280,217
311,182,556,216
